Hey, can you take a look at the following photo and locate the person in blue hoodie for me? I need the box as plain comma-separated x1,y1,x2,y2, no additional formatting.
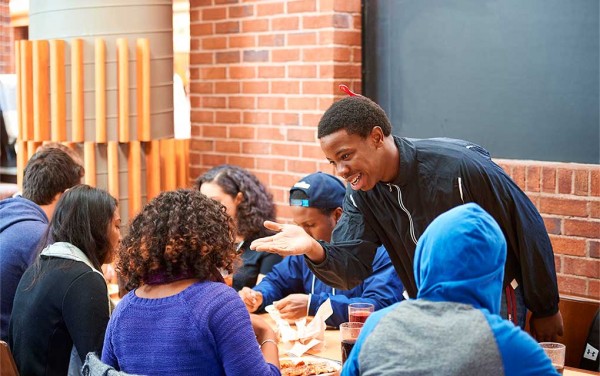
0,147,83,340
341,203,558,376
239,172,403,327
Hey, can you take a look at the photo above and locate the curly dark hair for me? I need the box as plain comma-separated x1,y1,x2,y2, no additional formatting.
195,165,276,240
117,189,236,290
317,96,392,139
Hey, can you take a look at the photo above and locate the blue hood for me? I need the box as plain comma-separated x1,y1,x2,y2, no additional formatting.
414,203,506,314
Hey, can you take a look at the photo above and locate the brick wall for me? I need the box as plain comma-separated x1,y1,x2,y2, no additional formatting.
0,1,14,74
189,0,598,299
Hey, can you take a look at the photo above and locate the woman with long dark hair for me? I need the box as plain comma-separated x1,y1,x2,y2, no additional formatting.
101,189,280,375
196,165,283,291
8,184,120,375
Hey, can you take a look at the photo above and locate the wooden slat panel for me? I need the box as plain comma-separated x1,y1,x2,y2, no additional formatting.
95,38,106,143
128,141,142,216
27,140,41,160
20,40,33,141
117,38,129,142
107,141,119,199
145,140,161,201
16,140,26,189
160,139,176,191
136,38,150,141
32,40,50,141
175,139,189,188
71,39,84,142
15,41,22,141
49,39,66,142
84,142,96,187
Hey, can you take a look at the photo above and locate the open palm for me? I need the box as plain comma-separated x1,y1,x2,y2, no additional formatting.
250,221,321,258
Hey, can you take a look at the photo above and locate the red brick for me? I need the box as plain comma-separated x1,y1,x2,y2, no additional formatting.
277,204,293,219
591,169,600,197
288,0,316,13
229,5,254,18
302,81,333,95
204,125,228,138
272,112,299,125
557,275,587,296
333,0,361,12
242,142,271,155
216,51,240,63
215,0,238,4
289,65,317,78
332,14,352,28
202,37,227,50
243,50,269,62
190,52,214,65
203,97,227,108
333,48,352,62
257,2,284,16
334,30,361,45
564,219,600,238
242,81,268,94
542,166,557,193
509,165,526,190
562,257,600,278
258,96,285,109
216,21,240,34
190,82,213,94
203,7,227,21
272,49,300,62
242,19,269,32
258,66,285,78
303,15,332,29
319,30,335,45
288,128,317,142
301,113,323,127
287,159,318,174
258,34,285,47
554,255,562,273
558,168,573,194
229,96,255,109
318,161,336,173
318,97,335,111
539,197,588,217
588,279,599,298
288,32,317,46
257,157,285,171
190,139,214,152
190,38,201,51
272,143,300,157
288,97,318,110
333,64,361,79
591,201,600,219
215,140,241,153
257,127,286,141
199,67,227,79
273,16,300,31
352,47,361,62
574,169,590,196
227,155,255,169
203,154,227,166
271,81,300,94
300,144,324,159
229,35,256,48
191,23,214,37
550,235,587,256
272,173,300,189
542,216,561,235
216,111,241,123
590,241,600,259
215,81,240,94
229,126,255,139
191,110,214,123
190,0,212,7
243,111,270,125
304,47,333,62
229,66,256,79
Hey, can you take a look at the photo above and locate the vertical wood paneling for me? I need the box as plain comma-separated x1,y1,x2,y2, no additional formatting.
136,38,151,141
107,141,119,198
20,40,33,141
160,139,176,191
15,41,22,141
16,140,27,189
84,142,96,187
117,38,129,142
32,40,50,141
95,38,106,143
49,39,66,141
128,141,142,215
145,140,161,201
71,39,84,142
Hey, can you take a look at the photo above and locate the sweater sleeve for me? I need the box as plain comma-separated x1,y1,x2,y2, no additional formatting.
63,271,110,363
254,256,306,310
208,289,281,376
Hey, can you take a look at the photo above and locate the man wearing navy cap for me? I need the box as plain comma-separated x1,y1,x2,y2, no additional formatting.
239,172,404,327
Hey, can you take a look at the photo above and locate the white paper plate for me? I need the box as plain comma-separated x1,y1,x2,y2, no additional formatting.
280,356,341,376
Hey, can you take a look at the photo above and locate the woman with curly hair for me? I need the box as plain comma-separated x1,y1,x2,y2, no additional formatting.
101,189,280,375
196,165,283,291
9,185,120,375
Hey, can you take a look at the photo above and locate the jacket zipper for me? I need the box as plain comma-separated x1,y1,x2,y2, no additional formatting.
388,184,418,245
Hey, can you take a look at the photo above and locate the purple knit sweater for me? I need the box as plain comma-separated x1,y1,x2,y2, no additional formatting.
101,281,280,376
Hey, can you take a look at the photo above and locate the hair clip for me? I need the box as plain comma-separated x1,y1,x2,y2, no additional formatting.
339,84,360,97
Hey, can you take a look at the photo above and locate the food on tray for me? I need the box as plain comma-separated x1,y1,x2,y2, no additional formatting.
280,358,339,376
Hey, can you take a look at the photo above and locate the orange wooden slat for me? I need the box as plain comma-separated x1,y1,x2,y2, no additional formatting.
84,142,96,187
136,38,150,141
32,40,50,141
71,39,84,142
15,41,22,141
20,40,33,141
145,140,161,201
128,141,142,216
175,139,189,188
95,38,106,143
117,38,129,142
160,139,176,191
49,40,66,142
16,140,26,189
107,141,119,199
27,140,41,160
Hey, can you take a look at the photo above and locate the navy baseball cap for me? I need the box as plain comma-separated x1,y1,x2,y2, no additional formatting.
289,172,345,209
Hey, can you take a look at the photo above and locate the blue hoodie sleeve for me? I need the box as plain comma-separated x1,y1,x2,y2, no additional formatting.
483,312,559,375
308,247,404,327
253,256,306,310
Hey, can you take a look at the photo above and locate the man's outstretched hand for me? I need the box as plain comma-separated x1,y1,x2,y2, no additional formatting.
250,221,326,263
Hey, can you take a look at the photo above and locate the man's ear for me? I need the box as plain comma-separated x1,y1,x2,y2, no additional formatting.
332,207,343,224
370,126,385,148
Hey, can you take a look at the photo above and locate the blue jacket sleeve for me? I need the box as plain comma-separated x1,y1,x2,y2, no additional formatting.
254,256,306,310
308,247,404,327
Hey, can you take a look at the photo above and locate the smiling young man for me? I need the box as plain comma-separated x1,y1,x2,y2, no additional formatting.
251,95,563,342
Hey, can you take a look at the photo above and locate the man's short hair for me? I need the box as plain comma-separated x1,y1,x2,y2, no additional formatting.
317,96,392,139
289,172,346,215
22,148,84,205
